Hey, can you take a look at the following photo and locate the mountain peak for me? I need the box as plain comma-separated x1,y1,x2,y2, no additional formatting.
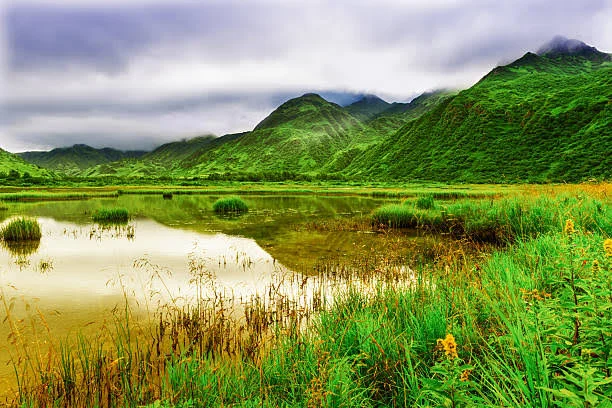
345,94,390,121
536,36,609,60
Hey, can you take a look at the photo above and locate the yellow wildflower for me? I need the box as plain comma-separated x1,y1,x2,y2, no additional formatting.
592,259,600,274
564,219,575,236
604,239,612,257
436,333,458,359
460,369,472,382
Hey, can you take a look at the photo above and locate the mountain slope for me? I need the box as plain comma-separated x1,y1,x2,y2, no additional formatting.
0,148,54,179
347,38,611,182
182,93,380,176
19,144,147,175
81,133,245,178
366,90,457,134
344,95,391,121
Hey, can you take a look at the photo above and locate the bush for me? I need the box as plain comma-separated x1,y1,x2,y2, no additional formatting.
212,197,249,214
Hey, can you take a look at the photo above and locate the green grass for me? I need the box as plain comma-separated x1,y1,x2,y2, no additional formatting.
373,194,612,242
0,191,119,202
1,217,42,241
91,208,129,223
4,188,612,407
212,196,249,214
415,194,436,209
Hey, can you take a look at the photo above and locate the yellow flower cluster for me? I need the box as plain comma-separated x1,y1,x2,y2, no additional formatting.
564,219,575,236
436,333,458,359
604,239,612,257
460,369,472,382
520,288,551,301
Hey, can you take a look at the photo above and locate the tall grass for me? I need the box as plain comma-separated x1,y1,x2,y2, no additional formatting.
1,217,42,241
91,208,129,224
212,197,249,214
0,191,119,202
373,194,612,243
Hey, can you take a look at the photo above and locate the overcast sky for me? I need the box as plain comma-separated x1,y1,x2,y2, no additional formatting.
1,0,611,152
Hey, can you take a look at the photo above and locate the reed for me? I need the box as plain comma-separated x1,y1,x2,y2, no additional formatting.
1,217,42,241
91,208,129,224
212,197,249,214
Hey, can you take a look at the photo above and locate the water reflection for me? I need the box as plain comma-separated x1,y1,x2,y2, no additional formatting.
1,239,40,258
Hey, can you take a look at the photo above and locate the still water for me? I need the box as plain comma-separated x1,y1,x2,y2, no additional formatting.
0,194,418,393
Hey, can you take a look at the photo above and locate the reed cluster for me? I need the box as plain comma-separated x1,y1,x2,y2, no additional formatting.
1,217,42,241
212,197,249,214
91,208,129,224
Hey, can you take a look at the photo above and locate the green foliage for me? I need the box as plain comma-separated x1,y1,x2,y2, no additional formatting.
373,194,612,243
212,197,249,214
1,217,42,241
91,208,129,224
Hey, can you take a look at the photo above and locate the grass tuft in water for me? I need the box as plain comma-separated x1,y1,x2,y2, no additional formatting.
415,194,436,210
92,208,129,224
212,196,249,214
1,217,42,241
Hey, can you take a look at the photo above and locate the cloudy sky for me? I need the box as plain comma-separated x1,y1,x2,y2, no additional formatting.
1,0,611,152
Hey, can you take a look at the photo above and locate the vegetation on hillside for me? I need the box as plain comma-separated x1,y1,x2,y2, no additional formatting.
348,51,611,182
18,145,147,175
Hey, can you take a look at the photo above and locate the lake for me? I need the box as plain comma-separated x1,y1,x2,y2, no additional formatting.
0,194,432,396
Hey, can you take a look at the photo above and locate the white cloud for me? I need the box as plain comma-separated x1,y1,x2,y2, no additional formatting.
1,0,610,152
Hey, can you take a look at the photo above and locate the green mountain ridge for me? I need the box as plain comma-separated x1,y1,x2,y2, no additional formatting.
346,47,611,182
2,37,610,183
0,148,54,179
344,95,391,121
18,144,147,175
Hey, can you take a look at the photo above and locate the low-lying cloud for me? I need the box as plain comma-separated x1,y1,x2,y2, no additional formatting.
1,0,611,152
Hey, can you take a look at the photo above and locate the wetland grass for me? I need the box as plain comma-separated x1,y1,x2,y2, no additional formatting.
1,217,42,241
4,188,611,407
91,208,129,224
372,194,612,243
212,196,248,214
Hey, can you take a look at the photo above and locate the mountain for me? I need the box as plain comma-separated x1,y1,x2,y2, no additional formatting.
19,144,147,175
537,35,611,62
346,38,612,182
0,148,54,179
81,133,244,178
344,95,391,121
179,93,381,176
366,90,457,134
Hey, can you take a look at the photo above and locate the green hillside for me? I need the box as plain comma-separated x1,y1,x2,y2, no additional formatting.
19,144,147,175
344,95,391,121
367,90,457,134
347,43,612,182
180,93,382,176
81,133,245,178
0,148,54,179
